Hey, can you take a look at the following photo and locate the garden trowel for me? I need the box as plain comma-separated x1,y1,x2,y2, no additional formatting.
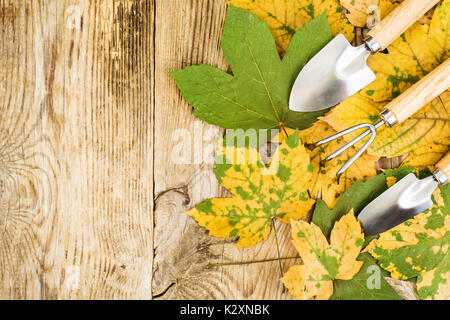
289,0,440,112
357,153,450,236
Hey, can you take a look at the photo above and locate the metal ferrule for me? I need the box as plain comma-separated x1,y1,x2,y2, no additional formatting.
433,168,448,185
380,109,398,127
365,37,382,53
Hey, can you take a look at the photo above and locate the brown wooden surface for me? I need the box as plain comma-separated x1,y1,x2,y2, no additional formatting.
436,152,450,180
0,0,154,299
0,0,413,300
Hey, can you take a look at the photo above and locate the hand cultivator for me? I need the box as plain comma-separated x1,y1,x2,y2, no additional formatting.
316,59,450,178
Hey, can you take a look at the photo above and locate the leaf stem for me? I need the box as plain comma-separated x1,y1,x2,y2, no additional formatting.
205,256,299,269
272,219,284,278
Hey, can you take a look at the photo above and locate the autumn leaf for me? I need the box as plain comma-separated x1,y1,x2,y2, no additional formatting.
281,211,365,300
341,0,435,28
367,168,450,300
171,6,331,131
274,121,378,208
323,91,450,167
323,0,449,167
311,173,388,238
340,0,405,28
330,253,401,300
362,0,449,102
187,131,315,248
228,0,354,53
340,0,381,28
299,121,378,207
401,137,450,168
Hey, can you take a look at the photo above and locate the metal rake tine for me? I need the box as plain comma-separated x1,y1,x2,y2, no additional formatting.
314,122,380,179
324,120,386,160
336,124,378,179
316,123,373,147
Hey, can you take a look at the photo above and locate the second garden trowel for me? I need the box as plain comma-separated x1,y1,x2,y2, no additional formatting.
357,154,450,236
289,0,439,112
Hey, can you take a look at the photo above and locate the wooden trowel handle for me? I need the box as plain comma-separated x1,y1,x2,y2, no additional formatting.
436,153,450,183
367,0,439,50
385,59,450,124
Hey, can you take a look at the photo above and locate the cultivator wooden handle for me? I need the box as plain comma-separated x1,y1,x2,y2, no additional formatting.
385,58,450,125
367,0,439,50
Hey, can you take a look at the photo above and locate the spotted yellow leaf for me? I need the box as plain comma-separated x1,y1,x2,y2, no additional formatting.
299,121,378,207
401,135,450,168
362,0,449,102
276,122,378,207
228,0,354,53
281,211,365,300
323,0,449,166
367,170,450,300
340,0,382,27
187,131,315,248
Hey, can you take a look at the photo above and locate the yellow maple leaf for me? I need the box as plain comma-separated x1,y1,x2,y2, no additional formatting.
341,0,436,28
228,0,354,53
324,0,449,167
367,184,450,300
187,131,315,248
281,211,365,300
275,122,378,207
299,122,378,207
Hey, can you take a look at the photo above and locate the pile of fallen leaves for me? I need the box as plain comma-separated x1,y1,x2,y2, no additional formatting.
171,0,449,300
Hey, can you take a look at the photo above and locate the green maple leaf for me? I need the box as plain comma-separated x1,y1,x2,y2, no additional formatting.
311,173,401,300
170,6,331,130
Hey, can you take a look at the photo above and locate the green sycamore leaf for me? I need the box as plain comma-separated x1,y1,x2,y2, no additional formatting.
312,174,388,238
311,173,401,300
170,6,332,130
369,167,450,300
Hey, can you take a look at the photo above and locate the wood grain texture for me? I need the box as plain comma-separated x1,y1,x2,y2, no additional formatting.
0,0,154,299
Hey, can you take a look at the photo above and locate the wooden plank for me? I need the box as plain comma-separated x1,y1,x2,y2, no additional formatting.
153,0,299,300
0,0,154,299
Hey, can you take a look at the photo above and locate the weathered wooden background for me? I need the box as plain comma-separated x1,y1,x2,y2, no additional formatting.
0,0,415,300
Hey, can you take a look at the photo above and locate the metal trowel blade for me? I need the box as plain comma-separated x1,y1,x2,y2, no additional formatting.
289,34,376,112
357,174,438,236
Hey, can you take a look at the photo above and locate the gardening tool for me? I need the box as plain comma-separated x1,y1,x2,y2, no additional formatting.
316,58,450,178
289,0,440,112
358,152,450,236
